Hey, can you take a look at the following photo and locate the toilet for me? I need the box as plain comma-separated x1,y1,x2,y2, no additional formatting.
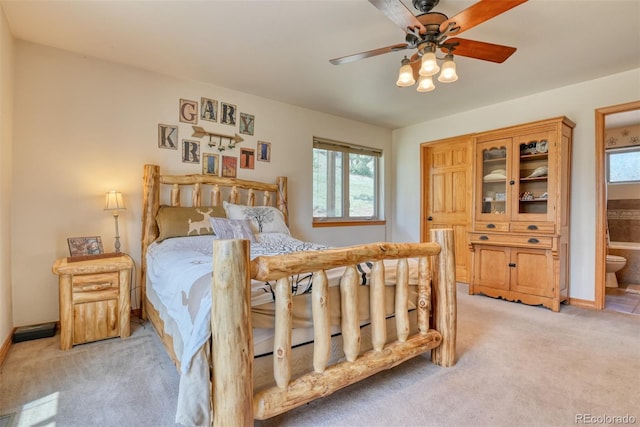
606,254,627,287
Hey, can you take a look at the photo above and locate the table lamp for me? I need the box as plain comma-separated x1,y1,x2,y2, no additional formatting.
104,191,126,253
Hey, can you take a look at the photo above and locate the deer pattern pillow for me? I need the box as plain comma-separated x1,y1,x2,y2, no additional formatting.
156,206,227,242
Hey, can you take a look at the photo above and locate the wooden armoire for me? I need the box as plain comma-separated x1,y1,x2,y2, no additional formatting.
468,116,575,311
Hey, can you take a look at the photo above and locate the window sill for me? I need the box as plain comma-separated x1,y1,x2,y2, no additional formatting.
312,220,386,228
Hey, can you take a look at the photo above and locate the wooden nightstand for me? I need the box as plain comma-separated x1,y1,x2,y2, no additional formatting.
52,254,133,350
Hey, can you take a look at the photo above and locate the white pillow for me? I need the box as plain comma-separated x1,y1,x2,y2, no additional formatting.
223,201,290,235
209,217,257,242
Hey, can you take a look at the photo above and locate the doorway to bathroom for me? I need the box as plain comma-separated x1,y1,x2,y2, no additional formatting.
595,100,640,315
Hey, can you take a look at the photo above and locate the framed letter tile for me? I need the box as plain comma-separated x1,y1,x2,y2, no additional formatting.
239,112,255,135
158,124,178,149
239,148,255,169
220,102,237,126
257,141,271,162
202,153,219,176
200,97,218,122
179,99,198,124
182,139,200,163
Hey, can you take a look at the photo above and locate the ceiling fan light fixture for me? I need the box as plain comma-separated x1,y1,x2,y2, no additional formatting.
396,57,416,87
419,50,440,76
438,55,458,83
416,75,436,92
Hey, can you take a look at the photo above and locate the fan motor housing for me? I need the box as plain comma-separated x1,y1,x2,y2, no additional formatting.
413,0,440,13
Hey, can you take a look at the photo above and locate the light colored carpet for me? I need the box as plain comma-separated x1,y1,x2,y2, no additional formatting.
2,284,639,427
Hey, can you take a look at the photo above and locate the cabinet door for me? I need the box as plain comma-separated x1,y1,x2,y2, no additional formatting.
512,130,556,222
473,245,510,290
475,139,511,222
510,247,553,297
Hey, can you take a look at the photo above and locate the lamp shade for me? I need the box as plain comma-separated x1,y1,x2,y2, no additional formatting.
438,56,458,83
417,75,436,92
419,51,440,76
396,57,415,87
104,191,125,211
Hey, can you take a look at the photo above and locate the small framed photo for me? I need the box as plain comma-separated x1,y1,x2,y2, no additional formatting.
203,153,219,176
67,236,104,256
240,148,255,170
257,141,271,162
221,155,238,178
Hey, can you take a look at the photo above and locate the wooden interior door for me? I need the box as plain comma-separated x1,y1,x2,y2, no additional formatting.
421,135,472,283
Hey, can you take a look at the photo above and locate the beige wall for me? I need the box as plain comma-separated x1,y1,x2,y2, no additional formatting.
0,6,14,345
391,68,640,302
11,41,392,327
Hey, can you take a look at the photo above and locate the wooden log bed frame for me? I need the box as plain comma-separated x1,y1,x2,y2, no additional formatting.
140,164,457,425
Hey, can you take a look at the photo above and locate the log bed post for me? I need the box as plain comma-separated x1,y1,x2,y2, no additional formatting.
430,228,457,367
140,164,160,319
211,239,254,426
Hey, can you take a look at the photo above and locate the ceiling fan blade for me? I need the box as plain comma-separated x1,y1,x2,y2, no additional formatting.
439,0,528,35
369,0,426,34
444,38,516,63
330,43,409,65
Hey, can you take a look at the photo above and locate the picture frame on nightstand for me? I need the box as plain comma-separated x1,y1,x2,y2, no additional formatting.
67,236,104,256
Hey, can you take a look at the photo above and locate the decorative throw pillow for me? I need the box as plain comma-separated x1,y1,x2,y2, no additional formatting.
223,201,290,235
209,217,257,242
156,206,226,242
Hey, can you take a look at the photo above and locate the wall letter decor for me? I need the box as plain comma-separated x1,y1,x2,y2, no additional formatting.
179,99,198,124
158,124,178,149
200,97,218,122
202,153,219,176
182,139,200,163
239,112,255,135
257,141,271,162
221,102,237,126
240,148,255,169
221,155,237,178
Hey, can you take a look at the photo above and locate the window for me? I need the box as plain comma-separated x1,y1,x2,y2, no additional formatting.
607,146,640,184
312,137,382,223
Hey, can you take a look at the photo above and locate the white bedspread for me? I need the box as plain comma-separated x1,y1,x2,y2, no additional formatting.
146,233,328,372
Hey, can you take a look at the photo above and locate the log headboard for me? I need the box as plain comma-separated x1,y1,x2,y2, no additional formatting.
140,163,288,317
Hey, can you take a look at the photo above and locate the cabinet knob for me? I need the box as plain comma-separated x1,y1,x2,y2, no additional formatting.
528,238,539,244
427,216,433,221
486,223,496,229
479,235,489,241
509,180,515,185
508,263,516,268
527,224,538,230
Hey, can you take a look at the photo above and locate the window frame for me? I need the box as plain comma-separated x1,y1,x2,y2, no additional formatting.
312,137,383,226
606,146,640,184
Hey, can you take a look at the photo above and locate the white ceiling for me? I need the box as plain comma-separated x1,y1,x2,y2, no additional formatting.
2,0,640,129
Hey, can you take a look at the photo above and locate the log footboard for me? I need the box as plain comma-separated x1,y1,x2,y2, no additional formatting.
211,228,457,426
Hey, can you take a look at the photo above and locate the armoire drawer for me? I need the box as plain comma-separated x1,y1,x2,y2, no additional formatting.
469,233,554,249
474,222,510,232
510,223,556,234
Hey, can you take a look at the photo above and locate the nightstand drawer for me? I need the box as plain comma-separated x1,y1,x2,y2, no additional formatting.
72,272,119,303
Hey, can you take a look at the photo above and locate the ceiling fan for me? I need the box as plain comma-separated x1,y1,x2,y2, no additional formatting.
330,0,528,91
